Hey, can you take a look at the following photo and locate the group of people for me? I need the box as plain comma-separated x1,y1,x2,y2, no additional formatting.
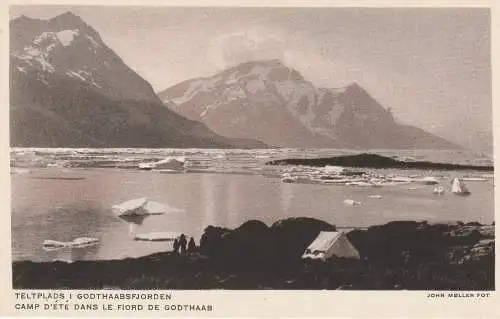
173,233,197,255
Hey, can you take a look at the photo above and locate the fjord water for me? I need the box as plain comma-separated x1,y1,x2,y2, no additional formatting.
11,148,494,262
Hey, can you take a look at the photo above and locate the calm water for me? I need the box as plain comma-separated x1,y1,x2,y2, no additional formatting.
11,148,494,262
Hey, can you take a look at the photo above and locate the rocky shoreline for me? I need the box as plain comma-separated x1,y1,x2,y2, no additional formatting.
13,218,494,290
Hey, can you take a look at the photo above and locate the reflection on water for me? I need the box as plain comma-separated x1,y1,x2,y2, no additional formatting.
12,168,494,262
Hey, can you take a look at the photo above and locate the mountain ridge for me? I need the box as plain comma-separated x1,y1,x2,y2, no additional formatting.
158,59,459,150
9,12,266,148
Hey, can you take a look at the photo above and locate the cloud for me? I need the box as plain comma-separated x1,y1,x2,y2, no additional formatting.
211,29,285,68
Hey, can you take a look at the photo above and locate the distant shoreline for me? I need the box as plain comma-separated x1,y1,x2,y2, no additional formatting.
267,153,494,171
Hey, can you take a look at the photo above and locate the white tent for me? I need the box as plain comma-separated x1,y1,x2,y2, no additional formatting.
302,231,360,261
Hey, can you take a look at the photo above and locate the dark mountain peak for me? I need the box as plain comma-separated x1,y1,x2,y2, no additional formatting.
11,14,31,22
47,11,98,36
345,82,365,93
49,11,83,24
10,14,43,27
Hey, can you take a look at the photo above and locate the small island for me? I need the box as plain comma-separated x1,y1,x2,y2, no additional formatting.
267,153,494,171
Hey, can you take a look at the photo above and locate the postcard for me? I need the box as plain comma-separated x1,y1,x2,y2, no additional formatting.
1,0,499,317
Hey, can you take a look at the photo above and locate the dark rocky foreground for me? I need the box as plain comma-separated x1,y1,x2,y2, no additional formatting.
13,218,494,290
267,153,494,171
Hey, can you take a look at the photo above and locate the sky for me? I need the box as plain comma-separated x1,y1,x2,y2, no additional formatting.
10,6,492,152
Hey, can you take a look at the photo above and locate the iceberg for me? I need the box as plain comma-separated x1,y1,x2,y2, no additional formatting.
432,185,445,195
138,157,186,171
42,237,99,250
133,232,180,242
451,178,471,196
42,240,67,250
143,200,169,215
323,166,345,174
281,173,297,183
112,197,149,216
71,237,99,248
343,199,362,206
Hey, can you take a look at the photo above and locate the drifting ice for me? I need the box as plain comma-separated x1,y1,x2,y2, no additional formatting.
432,185,445,195
343,199,362,206
323,166,345,174
112,197,149,216
42,237,99,250
138,157,186,171
133,232,180,242
451,178,471,196
112,197,181,217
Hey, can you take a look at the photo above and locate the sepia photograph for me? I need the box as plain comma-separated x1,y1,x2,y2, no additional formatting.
8,5,494,292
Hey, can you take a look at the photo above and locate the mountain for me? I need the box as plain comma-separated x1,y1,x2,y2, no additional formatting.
9,12,265,148
159,59,459,150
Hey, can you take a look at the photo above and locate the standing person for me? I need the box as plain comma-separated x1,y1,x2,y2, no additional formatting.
188,237,196,254
173,238,180,254
179,234,187,255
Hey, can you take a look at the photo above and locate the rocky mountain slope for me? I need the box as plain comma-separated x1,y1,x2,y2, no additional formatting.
10,12,265,148
159,59,458,149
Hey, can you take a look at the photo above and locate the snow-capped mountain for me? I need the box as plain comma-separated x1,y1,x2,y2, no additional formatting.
159,59,458,149
10,12,265,148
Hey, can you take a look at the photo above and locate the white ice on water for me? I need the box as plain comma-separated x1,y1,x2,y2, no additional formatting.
133,232,180,242
42,237,99,250
112,197,149,216
113,197,184,217
343,199,362,206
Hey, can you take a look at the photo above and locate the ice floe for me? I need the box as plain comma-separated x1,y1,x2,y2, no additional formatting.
112,197,183,217
138,157,186,171
343,199,362,206
432,186,445,195
133,232,180,242
112,197,148,216
451,178,471,196
42,237,99,251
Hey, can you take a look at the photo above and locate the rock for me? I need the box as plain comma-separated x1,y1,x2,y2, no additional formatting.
270,217,336,265
469,239,495,260
199,226,233,256
112,197,148,216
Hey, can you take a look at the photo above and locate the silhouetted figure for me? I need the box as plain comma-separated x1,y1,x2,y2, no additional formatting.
179,234,187,255
188,237,197,254
173,238,180,254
